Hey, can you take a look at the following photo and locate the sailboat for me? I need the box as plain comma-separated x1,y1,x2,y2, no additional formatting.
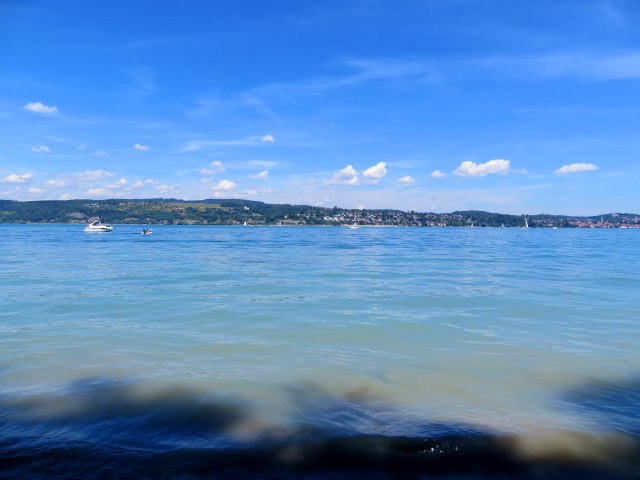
521,217,529,229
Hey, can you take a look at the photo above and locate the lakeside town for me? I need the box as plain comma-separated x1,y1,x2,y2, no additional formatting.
1,198,639,228
309,210,640,229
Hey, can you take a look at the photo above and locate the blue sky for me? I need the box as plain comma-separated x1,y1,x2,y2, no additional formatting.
1,0,638,214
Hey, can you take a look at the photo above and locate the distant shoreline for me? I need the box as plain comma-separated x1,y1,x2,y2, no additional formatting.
1,198,638,228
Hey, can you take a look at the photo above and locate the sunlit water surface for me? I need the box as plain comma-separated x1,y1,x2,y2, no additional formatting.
1,224,639,478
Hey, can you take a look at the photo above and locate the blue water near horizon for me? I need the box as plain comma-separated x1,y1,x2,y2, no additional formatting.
1,224,639,478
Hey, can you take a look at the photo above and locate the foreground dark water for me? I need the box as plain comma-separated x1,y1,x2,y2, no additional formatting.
2,376,639,479
1,225,639,478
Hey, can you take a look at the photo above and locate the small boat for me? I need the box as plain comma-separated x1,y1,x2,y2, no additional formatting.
141,228,153,235
84,221,113,232
345,222,361,229
521,217,529,229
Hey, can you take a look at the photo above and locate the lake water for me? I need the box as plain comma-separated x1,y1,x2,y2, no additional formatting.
1,224,639,478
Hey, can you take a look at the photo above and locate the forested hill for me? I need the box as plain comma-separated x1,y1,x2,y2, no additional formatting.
0,198,638,228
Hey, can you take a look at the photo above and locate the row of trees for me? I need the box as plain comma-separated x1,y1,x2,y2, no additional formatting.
0,199,636,227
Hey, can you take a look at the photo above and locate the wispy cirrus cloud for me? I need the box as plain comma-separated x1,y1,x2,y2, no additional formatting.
177,134,277,153
475,50,640,81
252,57,442,98
31,145,51,153
188,57,441,121
555,162,598,174
250,169,269,179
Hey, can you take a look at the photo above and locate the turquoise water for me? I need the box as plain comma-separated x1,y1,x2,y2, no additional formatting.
1,224,639,477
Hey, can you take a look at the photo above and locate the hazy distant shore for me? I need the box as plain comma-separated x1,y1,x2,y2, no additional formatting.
1,198,638,228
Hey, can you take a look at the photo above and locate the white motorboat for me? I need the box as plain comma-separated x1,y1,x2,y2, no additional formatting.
141,228,153,235
84,221,113,232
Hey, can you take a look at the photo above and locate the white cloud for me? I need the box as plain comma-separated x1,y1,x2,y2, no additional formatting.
199,160,225,175
24,102,58,114
244,189,258,196
77,144,87,150
155,184,178,194
3,173,32,184
431,170,447,178
453,159,511,177
330,165,360,185
132,178,160,189
46,179,66,187
250,169,269,179
92,150,109,157
31,145,51,153
555,162,598,174
133,143,151,151
211,160,224,171
86,187,108,196
260,134,275,143
362,162,387,182
398,176,415,183
76,169,114,181
59,193,72,200
107,178,127,189
28,187,43,194
216,179,237,190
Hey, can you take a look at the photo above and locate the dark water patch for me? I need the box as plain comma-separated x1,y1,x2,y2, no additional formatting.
1,378,639,479
559,375,640,436
1,431,638,479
